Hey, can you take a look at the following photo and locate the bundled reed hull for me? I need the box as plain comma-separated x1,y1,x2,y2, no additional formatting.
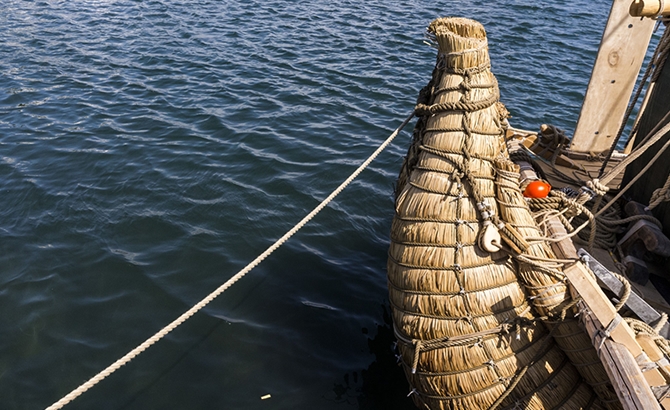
389,17,603,409
495,160,620,408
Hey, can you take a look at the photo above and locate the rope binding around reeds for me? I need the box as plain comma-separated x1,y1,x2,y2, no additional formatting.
388,16,610,410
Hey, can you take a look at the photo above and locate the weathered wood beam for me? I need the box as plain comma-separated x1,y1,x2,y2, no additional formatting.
570,0,655,153
579,248,670,339
563,263,662,382
557,242,670,409
582,312,664,410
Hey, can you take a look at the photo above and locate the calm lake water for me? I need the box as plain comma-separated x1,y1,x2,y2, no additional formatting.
0,1,639,409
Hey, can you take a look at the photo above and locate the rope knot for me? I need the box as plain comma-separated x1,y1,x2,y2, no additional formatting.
414,103,432,117
450,170,464,185
586,179,609,197
648,174,670,210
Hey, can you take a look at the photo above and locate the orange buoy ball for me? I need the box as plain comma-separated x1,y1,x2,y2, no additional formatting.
523,180,551,198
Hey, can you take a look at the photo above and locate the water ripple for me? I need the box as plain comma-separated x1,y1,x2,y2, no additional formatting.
0,1,631,409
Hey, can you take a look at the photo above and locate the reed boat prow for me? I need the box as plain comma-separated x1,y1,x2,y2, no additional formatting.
388,2,670,409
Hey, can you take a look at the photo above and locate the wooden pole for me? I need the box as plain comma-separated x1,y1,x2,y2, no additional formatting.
630,0,670,17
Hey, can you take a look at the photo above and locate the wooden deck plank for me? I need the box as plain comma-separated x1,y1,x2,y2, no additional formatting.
532,154,624,190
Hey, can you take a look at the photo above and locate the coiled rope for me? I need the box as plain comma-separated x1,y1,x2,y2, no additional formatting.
45,111,416,410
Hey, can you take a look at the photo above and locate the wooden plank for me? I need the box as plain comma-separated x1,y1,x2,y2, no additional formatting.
637,333,670,379
636,333,670,408
546,216,579,259
564,264,645,357
564,262,670,390
583,311,664,410
632,280,670,316
579,248,670,338
570,0,655,153
528,151,625,190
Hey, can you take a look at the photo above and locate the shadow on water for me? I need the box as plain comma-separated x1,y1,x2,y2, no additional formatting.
116,317,224,410
331,304,415,410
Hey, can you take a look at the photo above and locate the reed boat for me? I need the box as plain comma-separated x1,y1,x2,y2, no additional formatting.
41,2,670,410
388,1,670,409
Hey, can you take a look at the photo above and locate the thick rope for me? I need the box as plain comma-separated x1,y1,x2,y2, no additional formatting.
648,172,670,210
528,190,661,251
598,120,670,189
399,317,537,374
594,121,670,217
517,121,670,250
45,111,416,410
610,271,631,312
415,90,499,116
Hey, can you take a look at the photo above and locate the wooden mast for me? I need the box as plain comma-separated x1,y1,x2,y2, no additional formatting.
570,0,655,153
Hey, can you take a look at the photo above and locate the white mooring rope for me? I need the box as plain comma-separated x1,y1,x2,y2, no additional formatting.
45,111,415,410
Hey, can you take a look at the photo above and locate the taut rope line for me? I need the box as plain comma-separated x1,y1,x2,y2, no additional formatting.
45,111,416,410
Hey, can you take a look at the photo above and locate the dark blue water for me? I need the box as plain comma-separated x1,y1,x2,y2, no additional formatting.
0,1,620,409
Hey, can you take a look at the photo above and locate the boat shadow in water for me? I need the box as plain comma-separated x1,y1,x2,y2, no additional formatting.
328,304,415,409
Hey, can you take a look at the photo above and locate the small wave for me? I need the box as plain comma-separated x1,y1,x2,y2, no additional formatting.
301,299,339,311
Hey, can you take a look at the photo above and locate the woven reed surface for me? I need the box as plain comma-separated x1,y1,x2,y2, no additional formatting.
389,17,604,409
495,160,620,408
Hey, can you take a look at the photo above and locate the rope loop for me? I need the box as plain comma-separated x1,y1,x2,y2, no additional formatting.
585,179,609,197
414,92,499,116
648,173,670,210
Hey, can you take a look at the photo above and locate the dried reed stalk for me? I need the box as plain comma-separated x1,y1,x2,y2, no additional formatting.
389,17,604,409
495,159,620,408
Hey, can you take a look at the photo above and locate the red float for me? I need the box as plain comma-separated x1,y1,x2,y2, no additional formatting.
523,180,551,198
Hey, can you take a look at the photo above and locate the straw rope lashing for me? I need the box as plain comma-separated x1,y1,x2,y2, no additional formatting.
493,159,620,408
506,133,662,251
389,17,602,410
526,188,661,251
